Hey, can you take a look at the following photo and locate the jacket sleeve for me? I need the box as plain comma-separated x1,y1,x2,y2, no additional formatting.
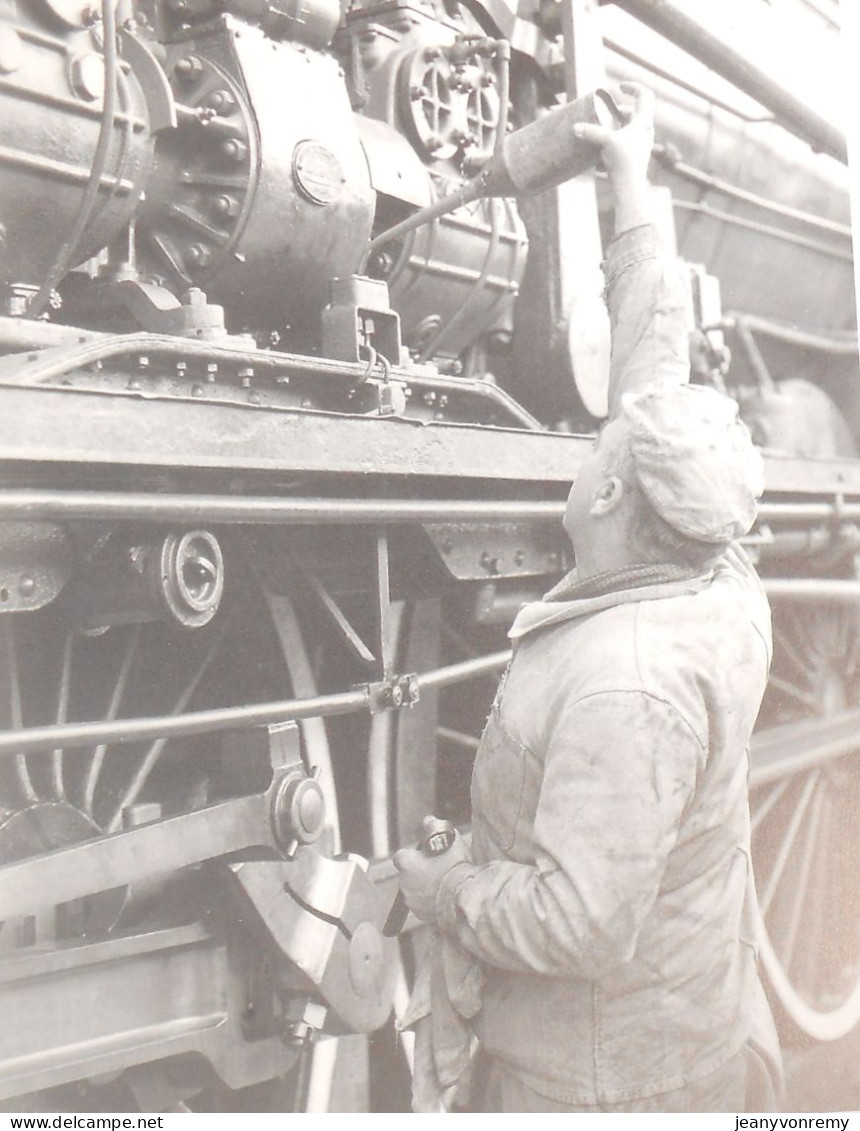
435,690,704,980
604,224,691,419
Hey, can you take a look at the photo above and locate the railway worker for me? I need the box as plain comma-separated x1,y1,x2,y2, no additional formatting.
393,81,784,1114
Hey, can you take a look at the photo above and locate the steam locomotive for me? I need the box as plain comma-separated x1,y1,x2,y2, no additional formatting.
0,0,857,1111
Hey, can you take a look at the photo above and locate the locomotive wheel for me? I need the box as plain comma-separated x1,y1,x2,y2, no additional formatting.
750,601,860,1041
366,599,501,1112
365,598,436,1113
0,550,342,1112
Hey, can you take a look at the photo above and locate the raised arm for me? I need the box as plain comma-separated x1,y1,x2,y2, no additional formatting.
574,84,690,418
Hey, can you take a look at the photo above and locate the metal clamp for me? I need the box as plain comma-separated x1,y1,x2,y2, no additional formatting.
366,673,420,714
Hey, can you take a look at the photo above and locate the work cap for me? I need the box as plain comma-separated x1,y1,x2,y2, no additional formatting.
622,383,764,544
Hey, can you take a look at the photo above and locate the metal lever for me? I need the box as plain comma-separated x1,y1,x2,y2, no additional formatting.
0,724,324,921
384,815,456,937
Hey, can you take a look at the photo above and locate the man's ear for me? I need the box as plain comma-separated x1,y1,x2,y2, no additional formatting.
589,475,625,517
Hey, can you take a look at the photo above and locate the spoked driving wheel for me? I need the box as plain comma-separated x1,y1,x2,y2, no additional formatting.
0,533,338,1111
749,599,860,1041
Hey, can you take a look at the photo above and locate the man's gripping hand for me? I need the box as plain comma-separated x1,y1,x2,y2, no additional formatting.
574,82,655,233
393,828,470,925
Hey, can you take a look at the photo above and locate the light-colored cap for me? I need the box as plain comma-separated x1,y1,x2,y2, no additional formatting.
622,383,764,544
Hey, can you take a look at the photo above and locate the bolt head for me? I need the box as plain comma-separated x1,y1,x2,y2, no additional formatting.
70,51,105,101
186,243,211,267
175,55,203,82
211,194,238,219
220,137,248,163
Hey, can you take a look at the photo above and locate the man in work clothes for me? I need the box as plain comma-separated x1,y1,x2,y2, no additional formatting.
394,83,784,1113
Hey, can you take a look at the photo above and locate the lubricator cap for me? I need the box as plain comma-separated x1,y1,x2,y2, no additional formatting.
622,383,764,544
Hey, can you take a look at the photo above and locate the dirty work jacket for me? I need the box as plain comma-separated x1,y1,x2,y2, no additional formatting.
433,225,776,1105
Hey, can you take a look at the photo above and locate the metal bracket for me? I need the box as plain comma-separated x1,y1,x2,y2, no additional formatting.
366,672,420,715
228,850,397,1033
320,276,402,366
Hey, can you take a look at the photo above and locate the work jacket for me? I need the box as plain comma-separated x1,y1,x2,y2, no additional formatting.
433,225,778,1105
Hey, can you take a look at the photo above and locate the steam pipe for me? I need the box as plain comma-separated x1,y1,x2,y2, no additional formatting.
611,0,848,163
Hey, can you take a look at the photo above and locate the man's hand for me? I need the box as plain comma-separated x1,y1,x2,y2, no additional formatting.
574,82,655,234
393,829,470,925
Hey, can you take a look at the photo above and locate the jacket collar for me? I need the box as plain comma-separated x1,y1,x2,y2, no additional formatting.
509,562,711,642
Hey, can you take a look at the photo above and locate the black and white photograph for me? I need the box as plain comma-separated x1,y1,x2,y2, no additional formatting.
0,0,857,1117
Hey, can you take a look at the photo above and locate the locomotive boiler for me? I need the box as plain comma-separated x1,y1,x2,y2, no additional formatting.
0,0,857,1111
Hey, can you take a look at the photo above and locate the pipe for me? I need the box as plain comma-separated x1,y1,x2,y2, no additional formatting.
368,89,618,253
734,318,774,391
761,579,860,600
0,687,369,756
654,150,852,239
721,313,858,356
369,180,485,254
415,649,510,690
604,37,773,123
1,490,859,527
612,0,847,163
0,650,511,757
0,490,567,525
672,200,854,262
758,502,860,523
